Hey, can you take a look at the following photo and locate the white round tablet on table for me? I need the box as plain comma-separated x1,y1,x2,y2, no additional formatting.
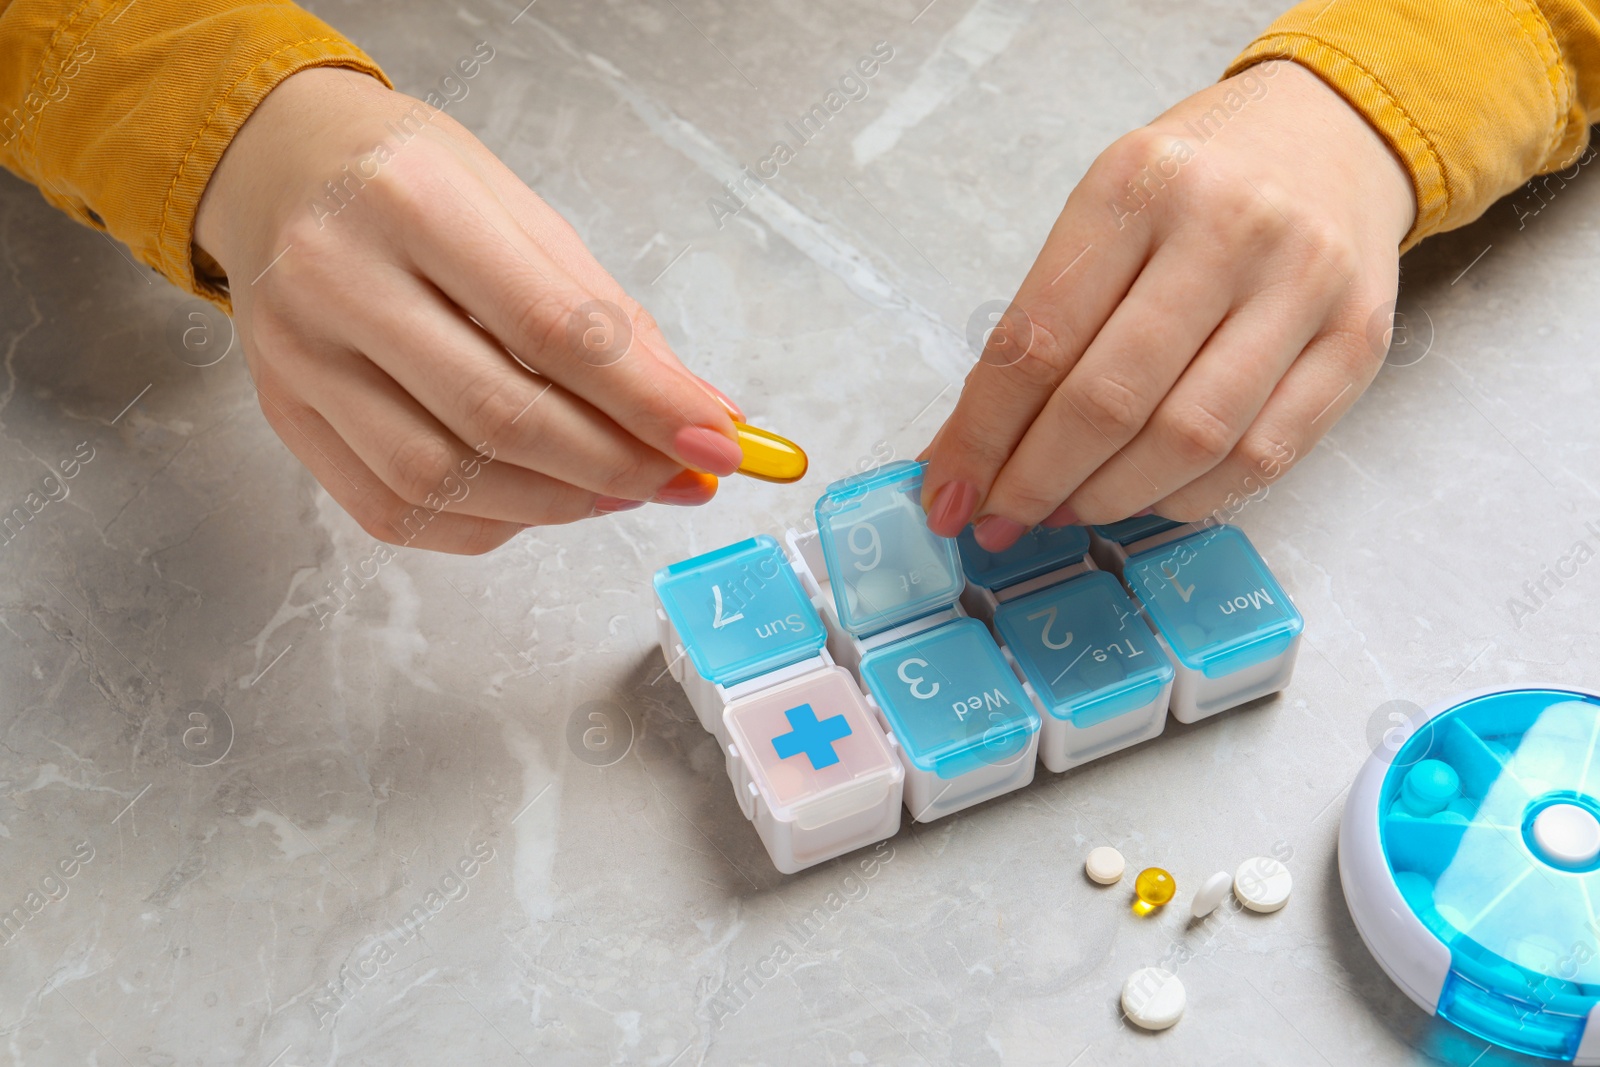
1085,846,1125,885
1121,967,1185,1030
1234,856,1293,913
1190,870,1232,919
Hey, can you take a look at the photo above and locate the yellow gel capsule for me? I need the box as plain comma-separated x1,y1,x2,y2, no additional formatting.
734,422,808,484
1134,867,1176,908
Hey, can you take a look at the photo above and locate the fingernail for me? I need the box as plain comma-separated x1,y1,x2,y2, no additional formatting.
1134,507,1155,517
974,515,1027,552
1042,502,1080,528
701,383,744,421
925,480,979,537
674,425,743,477
654,469,719,506
594,496,646,514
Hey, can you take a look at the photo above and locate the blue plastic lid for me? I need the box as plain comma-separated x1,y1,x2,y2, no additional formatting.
857,617,1038,779
994,571,1173,727
956,523,1090,591
653,535,826,686
814,461,964,637
1123,526,1303,678
1380,688,1600,1061
1092,515,1183,546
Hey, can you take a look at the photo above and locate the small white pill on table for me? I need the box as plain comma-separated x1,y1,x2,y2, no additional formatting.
1190,870,1232,919
1234,856,1293,913
1121,966,1185,1030
1085,846,1125,885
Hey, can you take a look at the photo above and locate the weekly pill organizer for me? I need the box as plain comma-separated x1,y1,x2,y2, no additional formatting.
653,461,1305,873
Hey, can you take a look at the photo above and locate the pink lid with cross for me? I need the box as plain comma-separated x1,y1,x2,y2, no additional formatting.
725,667,898,819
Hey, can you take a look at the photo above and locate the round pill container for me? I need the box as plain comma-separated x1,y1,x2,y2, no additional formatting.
1340,686,1600,1063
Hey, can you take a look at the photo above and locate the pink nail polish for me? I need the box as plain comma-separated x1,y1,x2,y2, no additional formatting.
702,383,744,421
1042,502,1080,528
654,470,719,506
974,515,1027,552
925,480,979,537
673,425,743,477
594,497,646,514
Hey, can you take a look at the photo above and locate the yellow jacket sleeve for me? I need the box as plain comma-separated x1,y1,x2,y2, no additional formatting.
0,0,389,309
1227,0,1600,251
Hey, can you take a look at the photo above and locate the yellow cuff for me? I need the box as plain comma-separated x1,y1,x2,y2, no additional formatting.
1225,0,1588,251
0,1,391,312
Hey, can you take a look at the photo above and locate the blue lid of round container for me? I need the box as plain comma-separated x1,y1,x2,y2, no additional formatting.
1380,688,1600,1060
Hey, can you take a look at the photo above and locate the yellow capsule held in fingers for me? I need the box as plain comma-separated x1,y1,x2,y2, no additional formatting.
734,422,808,484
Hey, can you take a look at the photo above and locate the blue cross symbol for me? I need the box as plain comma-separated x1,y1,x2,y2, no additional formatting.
770,703,852,770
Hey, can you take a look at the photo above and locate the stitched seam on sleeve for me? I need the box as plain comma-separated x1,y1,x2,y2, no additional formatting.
1242,31,1453,223
153,36,375,281
16,0,101,164
1499,0,1576,166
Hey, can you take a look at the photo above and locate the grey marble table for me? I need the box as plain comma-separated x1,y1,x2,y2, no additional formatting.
3,1,1598,1064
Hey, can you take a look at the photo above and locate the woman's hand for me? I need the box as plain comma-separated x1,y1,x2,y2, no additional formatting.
922,60,1417,549
196,67,742,554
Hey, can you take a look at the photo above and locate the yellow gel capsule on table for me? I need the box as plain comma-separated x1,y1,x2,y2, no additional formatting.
734,422,808,484
1134,867,1176,909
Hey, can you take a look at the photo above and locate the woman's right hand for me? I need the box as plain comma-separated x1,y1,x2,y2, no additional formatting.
196,67,743,554
920,61,1415,547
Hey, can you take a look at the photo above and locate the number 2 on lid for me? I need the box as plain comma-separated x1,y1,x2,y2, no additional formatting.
1026,604,1074,650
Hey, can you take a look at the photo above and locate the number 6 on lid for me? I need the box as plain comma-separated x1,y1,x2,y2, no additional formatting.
814,461,963,637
